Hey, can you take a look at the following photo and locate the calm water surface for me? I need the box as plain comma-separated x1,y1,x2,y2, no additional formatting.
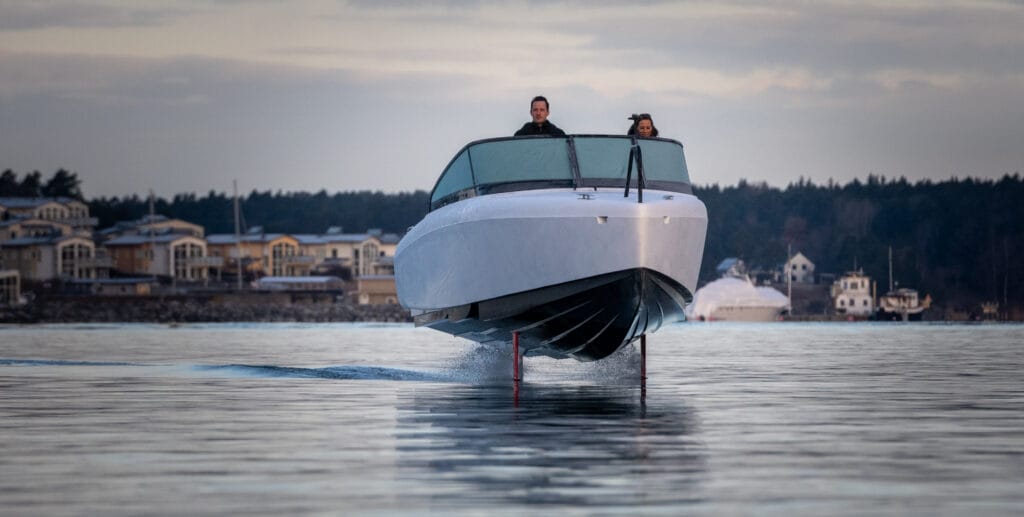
1,323,1022,515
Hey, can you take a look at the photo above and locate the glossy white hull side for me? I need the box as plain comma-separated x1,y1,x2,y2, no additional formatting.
396,188,707,312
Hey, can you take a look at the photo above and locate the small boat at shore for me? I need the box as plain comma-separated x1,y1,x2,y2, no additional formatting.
877,288,929,321
395,135,707,361
686,275,789,322
876,246,930,321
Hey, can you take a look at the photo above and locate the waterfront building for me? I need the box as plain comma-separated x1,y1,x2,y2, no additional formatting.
0,218,75,243
0,269,20,305
784,251,816,284
0,197,107,282
206,230,312,278
831,271,874,317
293,228,400,279
0,234,103,281
105,233,218,282
98,214,204,242
321,228,398,278
0,197,96,230
356,274,398,305
97,214,219,282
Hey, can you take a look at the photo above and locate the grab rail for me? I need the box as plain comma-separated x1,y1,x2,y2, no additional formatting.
623,136,646,203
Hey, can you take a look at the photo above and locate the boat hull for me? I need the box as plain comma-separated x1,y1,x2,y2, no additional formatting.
876,308,925,321
396,188,707,360
414,268,689,361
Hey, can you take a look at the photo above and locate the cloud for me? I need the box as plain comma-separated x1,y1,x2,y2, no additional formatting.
6,1,1023,102
0,50,502,198
0,1,187,30
0,0,1021,197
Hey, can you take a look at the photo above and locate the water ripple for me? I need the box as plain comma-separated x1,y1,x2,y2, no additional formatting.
0,358,141,367
195,363,448,382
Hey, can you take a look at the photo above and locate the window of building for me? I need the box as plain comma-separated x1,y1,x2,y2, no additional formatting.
174,242,205,279
271,242,297,276
360,243,379,276
60,242,92,279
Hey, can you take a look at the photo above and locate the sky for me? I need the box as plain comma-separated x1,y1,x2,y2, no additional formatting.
1,0,1022,199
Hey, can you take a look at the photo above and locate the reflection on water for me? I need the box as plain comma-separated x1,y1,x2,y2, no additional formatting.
396,384,706,507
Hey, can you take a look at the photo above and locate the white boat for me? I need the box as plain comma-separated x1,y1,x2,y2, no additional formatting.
686,275,789,322
877,288,928,321
395,135,708,361
876,246,930,321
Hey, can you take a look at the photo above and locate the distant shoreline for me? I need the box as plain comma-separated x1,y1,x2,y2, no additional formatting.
0,292,412,324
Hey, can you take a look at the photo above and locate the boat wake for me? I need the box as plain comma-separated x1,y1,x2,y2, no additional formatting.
195,343,642,385
3,346,644,386
440,342,643,385
195,364,448,382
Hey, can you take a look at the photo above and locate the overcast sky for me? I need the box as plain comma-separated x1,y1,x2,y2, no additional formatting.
1,0,1022,198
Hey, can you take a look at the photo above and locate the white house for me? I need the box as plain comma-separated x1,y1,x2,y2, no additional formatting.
785,251,815,284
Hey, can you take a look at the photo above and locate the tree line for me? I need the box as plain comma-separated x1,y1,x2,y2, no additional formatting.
3,169,1022,312
1,169,84,199
694,174,1023,312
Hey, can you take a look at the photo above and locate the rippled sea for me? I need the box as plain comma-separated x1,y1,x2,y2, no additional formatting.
1,322,1022,515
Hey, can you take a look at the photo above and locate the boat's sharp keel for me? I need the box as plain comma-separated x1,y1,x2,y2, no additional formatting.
419,268,691,361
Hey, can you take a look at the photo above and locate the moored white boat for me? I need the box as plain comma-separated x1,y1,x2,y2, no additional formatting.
686,275,790,322
396,135,707,361
877,288,929,321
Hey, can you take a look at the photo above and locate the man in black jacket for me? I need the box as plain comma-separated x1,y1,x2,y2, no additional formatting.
514,95,566,136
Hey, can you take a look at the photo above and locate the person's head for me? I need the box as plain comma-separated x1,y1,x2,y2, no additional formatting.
628,113,659,138
530,96,550,125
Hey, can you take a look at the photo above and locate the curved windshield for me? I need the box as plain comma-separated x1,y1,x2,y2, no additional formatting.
432,150,473,202
574,137,632,181
470,138,573,186
429,135,691,210
638,139,689,183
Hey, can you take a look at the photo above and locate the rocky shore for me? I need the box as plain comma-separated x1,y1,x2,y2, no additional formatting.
0,293,412,324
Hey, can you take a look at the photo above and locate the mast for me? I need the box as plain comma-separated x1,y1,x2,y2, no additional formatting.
888,245,893,292
149,190,156,283
787,243,793,316
234,180,243,291
1005,237,1010,320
